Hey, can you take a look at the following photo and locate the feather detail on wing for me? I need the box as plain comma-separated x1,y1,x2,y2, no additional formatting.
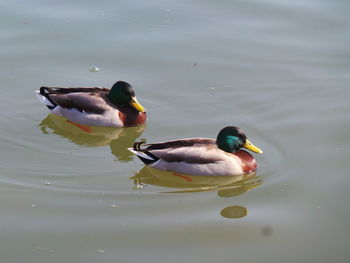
40,86,109,94
143,138,215,150
37,86,111,113
130,138,224,165
48,92,110,114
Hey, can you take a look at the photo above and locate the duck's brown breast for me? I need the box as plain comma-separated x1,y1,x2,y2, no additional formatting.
234,150,257,173
118,110,147,126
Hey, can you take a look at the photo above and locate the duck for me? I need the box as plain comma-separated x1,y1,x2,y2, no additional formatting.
128,126,263,176
35,81,146,127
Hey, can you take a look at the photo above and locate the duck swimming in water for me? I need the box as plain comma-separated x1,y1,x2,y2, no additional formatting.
35,81,146,127
129,126,263,176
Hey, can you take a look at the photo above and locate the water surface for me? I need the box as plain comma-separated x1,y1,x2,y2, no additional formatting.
1,0,350,262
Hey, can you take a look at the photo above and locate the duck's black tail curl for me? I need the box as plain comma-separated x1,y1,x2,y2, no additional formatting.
133,141,146,151
131,140,159,165
40,86,53,95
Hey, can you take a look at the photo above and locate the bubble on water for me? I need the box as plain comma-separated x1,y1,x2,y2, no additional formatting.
134,183,144,189
89,66,100,72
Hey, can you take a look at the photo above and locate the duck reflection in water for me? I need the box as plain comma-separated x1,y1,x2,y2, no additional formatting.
131,166,263,218
131,166,262,194
39,113,146,161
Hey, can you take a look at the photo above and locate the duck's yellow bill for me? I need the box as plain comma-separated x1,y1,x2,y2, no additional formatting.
243,139,263,154
130,97,146,113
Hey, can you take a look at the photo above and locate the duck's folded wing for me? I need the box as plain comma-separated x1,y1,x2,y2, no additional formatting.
145,138,215,150
48,92,110,114
41,87,109,94
145,138,222,164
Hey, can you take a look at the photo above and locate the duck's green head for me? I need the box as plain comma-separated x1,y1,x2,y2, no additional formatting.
108,81,146,112
216,126,263,154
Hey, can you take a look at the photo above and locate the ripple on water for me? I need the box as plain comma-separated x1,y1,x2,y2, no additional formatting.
0,92,285,200
0,112,146,194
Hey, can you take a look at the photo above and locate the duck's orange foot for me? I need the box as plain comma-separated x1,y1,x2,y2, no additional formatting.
66,120,92,133
171,173,192,182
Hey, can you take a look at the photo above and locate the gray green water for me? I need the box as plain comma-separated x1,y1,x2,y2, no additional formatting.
1,0,350,262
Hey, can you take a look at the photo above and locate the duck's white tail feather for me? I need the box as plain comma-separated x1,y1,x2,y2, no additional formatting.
35,91,55,108
128,148,156,161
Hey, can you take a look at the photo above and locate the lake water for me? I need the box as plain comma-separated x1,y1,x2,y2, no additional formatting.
1,0,349,262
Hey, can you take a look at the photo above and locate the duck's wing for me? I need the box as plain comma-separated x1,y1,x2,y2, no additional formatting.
130,138,223,165
39,87,111,114
40,86,110,94
142,138,215,150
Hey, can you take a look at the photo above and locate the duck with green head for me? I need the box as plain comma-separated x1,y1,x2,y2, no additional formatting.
35,81,146,127
129,126,263,176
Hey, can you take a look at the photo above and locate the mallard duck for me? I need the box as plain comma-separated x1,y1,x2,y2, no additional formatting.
129,126,263,176
35,81,146,127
